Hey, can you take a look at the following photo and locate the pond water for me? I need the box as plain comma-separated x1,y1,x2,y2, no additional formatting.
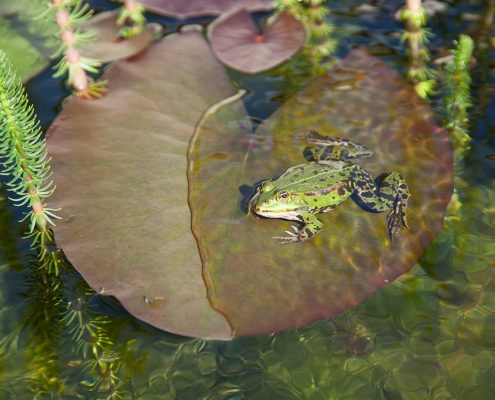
1,0,495,398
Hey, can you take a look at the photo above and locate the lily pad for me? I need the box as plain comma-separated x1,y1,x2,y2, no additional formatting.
46,27,236,340
209,9,305,74
79,11,161,63
139,0,275,19
189,49,454,336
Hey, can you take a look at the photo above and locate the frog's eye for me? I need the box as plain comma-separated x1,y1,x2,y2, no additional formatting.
277,191,290,202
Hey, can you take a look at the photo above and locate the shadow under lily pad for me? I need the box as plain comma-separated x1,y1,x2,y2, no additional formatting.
209,9,305,74
189,49,454,336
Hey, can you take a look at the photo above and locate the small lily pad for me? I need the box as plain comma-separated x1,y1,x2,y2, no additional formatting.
209,9,306,74
79,11,161,63
139,0,275,19
189,49,454,336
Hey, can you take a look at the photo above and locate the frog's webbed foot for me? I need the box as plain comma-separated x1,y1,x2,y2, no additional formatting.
387,196,409,240
273,225,303,244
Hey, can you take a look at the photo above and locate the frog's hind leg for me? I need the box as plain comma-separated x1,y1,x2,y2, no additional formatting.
304,131,373,162
304,145,347,162
351,169,410,239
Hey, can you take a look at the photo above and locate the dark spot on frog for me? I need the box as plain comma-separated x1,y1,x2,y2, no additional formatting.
382,193,396,201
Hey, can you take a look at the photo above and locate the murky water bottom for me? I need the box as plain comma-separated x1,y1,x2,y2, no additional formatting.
1,0,495,398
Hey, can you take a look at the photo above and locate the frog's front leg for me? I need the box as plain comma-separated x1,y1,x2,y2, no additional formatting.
273,213,323,244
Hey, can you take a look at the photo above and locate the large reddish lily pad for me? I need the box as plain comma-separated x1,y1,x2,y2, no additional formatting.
46,24,453,338
139,0,275,19
209,9,305,74
79,11,161,63
46,27,235,340
190,49,454,336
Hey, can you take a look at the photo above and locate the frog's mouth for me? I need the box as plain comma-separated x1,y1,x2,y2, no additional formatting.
247,186,262,216
252,207,306,222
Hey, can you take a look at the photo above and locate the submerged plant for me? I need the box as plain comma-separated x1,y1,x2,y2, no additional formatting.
0,51,61,274
63,281,123,399
47,0,106,98
401,0,436,99
0,51,122,397
22,264,64,395
117,0,146,38
441,35,474,161
278,0,336,70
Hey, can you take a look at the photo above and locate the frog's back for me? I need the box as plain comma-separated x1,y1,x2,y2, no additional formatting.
275,161,352,193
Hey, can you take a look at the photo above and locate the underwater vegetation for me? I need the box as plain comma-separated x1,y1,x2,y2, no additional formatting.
0,0,494,398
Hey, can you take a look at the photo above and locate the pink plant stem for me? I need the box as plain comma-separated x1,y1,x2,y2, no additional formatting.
125,0,137,11
406,0,422,12
52,0,90,93
406,0,423,72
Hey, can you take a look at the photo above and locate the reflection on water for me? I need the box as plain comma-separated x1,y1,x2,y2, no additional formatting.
1,0,495,398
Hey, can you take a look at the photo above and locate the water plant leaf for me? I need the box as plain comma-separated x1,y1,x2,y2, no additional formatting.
139,0,275,19
209,9,306,74
0,19,49,82
189,49,454,336
46,27,236,340
79,11,161,63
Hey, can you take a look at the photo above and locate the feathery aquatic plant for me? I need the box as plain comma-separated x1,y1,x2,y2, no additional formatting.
63,281,123,399
117,0,146,38
0,51,61,274
441,35,474,160
47,0,106,98
401,0,436,99
278,0,336,70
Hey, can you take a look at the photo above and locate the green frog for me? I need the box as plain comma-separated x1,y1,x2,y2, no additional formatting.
248,131,410,243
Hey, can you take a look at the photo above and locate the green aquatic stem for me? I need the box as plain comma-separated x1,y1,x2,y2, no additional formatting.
277,0,336,69
441,35,474,160
117,0,147,38
0,51,62,274
401,0,436,99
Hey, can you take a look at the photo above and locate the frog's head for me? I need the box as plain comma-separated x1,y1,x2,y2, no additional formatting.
248,181,307,221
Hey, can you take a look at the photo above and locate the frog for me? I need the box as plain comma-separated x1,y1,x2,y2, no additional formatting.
247,131,410,243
